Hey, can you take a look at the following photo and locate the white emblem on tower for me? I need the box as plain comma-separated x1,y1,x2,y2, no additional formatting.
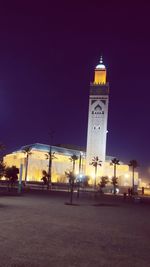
86,56,109,175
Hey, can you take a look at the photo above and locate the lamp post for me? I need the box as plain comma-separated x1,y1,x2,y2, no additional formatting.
23,147,32,184
128,160,138,194
47,145,52,190
47,131,55,190
18,163,23,194
79,152,83,175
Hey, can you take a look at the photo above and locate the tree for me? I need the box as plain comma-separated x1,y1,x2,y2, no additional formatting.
23,146,32,183
45,147,57,190
0,143,5,152
65,170,76,204
111,176,118,194
0,144,5,174
111,158,120,177
90,156,102,189
69,155,78,174
5,166,19,189
99,176,109,190
0,160,5,179
129,160,138,193
78,152,83,174
110,158,120,194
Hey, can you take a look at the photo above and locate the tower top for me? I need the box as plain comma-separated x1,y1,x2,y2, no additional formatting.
94,56,107,84
95,56,106,70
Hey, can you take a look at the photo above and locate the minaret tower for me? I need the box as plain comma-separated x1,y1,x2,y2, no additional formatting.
86,57,109,175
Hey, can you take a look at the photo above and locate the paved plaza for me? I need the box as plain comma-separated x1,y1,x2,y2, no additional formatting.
0,191,150,267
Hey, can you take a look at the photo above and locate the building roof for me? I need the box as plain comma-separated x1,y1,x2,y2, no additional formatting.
16,143,86,158
95,63,106,70
12,143,117,162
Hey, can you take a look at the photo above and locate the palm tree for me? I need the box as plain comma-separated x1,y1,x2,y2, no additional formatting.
45,146,57,190
111,158,120,178
65,170,76,204
129,160,138,193
23,146,32,183
110,158,120,194
90,156,102,189
69,155,78,174
0,159,5,179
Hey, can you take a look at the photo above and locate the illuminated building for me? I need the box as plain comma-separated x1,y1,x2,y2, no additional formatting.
4,144,86,183
4,143,138,188
86,56,109,175
4,58,139,188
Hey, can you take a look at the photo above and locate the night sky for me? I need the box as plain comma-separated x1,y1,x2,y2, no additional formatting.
0,1,150,178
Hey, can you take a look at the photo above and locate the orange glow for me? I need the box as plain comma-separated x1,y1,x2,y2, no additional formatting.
94,69,106,84
4,150,86,183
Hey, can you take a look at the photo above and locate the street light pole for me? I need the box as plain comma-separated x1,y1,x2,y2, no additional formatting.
47,131,54,190
79,152,82,174
47,145,52,190
132,165,135,193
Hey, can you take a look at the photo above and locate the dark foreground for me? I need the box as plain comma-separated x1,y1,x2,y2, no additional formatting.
0,191,150,267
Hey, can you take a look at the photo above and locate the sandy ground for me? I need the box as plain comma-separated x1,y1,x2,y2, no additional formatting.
0,191,150,267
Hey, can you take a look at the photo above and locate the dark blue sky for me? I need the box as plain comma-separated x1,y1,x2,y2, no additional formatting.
0,1,150,177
